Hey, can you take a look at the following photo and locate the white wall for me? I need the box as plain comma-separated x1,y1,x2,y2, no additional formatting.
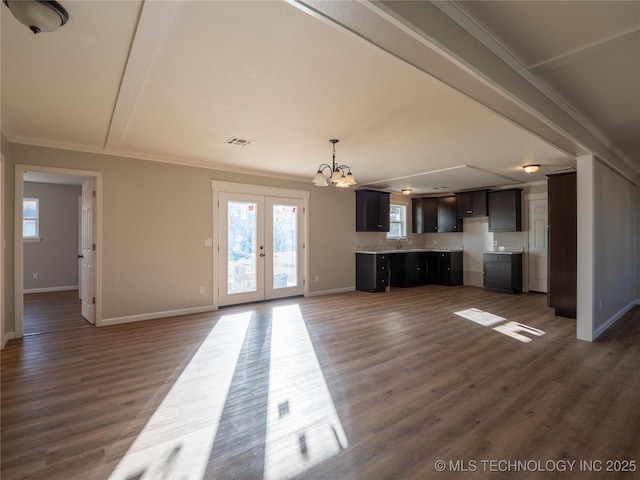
593,159,638,334
2,142,357,335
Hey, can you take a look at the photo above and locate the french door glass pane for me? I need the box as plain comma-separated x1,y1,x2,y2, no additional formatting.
272,204,297,289
227,201,257,294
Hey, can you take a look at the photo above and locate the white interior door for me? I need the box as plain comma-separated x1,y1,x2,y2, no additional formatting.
218,193,304,306
81,179,95,323
78,196,82,300
528,197,548,292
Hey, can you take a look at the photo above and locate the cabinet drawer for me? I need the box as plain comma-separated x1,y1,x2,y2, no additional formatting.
483,253,513,264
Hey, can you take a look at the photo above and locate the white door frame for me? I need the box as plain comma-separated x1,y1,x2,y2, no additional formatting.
211,181,309,310
524,192,548,293
1,154,5,347
14,164,103,336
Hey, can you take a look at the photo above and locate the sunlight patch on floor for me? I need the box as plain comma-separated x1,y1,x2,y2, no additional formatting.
493,321,545,343
264,304,348,480
107,312,252,480
454,307,506,326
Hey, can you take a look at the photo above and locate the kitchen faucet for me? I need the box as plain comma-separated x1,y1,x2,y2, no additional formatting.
397,235,409,249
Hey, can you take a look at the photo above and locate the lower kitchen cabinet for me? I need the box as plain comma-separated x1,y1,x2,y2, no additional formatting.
356,251,463,292
431,251,463,286
483,253,522,294
356,253,390,292
390,252,427,287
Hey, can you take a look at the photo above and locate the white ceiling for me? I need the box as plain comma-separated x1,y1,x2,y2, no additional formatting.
2,1,638,193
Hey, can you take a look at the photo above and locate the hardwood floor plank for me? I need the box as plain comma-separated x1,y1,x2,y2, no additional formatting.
2,286,639,479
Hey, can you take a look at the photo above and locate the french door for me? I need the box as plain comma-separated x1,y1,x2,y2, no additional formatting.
218,192,305,306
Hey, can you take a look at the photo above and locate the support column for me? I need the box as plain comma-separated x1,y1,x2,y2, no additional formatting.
576,155,595,341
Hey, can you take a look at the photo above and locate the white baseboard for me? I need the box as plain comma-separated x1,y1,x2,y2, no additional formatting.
102,305,217,327
593,300,639,340
2,331,15,349
24,285,79,294
307,287,355,297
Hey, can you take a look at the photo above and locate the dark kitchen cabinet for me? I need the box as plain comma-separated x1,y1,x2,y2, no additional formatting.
390,252,427,287
456,190,488,217
356,189,390,232
488,189,522,232
437,196,462,233
412,198,437,233
548,172,576,318
483,253,522,294
412,197,461,233
356,253,390,292
433,251,463,285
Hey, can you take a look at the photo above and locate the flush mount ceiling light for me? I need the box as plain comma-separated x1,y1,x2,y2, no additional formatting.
523,164,540,173
3,0,69,34
401,188,413,195
312,139,357,188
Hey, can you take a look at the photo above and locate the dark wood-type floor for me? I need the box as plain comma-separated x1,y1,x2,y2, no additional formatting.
23,290,91,336
2,286,639,479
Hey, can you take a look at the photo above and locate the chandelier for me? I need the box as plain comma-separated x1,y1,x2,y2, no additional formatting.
312,139,357,188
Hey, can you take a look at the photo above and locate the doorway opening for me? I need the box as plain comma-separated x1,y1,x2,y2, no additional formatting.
15,165,102,337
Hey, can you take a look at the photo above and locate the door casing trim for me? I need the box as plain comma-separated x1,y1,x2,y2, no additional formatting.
15,164,103,335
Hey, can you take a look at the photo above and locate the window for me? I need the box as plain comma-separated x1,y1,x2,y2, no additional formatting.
23,198,39,239
387,204,407,239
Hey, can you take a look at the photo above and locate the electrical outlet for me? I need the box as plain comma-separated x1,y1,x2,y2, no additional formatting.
33,273,38,279
494,240,498,247
199,286,205,294
433,239,437,245
314,275,319,282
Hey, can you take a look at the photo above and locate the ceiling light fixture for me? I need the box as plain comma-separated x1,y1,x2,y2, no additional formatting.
401,188,412,195
523,164,540,173
3,0,69,34
312,139,357,188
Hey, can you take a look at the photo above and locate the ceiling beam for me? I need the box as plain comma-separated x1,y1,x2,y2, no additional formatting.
104,0,178,150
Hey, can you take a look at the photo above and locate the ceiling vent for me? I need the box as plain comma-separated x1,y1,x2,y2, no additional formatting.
225,137,254,147
431,186,449,190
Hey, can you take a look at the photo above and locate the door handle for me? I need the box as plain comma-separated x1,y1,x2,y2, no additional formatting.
260,253,265,257
77,255,84,258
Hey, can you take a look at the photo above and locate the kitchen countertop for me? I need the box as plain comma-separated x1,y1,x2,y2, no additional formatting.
483,249,523,255
355,248,463,254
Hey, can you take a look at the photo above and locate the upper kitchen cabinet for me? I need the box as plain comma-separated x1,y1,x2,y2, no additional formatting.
488,189,522,232
412,198,436,233
413,196,460,233
356,189,390,232
456,190,488,217
437,196,461,233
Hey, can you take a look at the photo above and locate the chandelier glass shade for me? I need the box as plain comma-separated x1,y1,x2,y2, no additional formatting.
312,139,357,188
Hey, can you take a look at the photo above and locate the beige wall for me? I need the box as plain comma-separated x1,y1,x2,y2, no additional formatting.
2,142,356,334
